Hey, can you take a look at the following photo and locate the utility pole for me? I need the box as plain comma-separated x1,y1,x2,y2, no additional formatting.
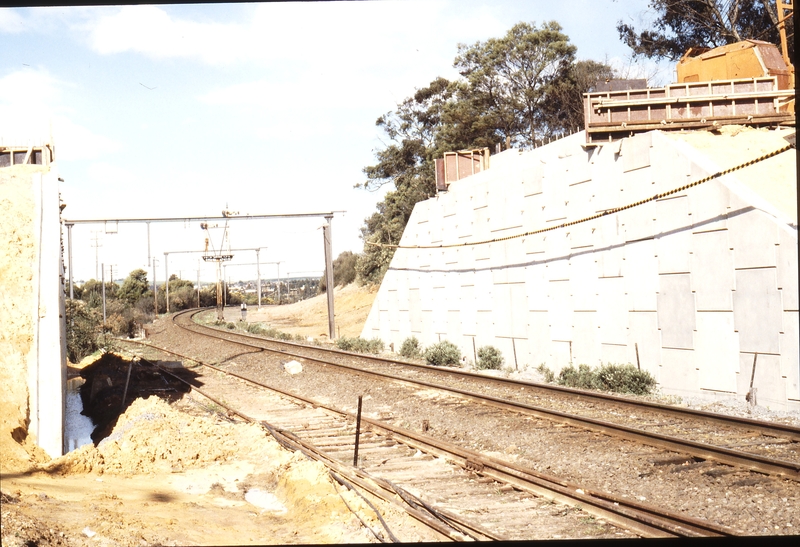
255,248,261,310
101,262,106,327
66,223,74,299
90,230,102,280
196,260,201,308
164,252,170,313
323,215,335,339
152,257,158,315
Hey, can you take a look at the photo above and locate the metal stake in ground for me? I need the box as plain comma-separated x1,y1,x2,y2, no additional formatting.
353,395,363,467
120,357,136,412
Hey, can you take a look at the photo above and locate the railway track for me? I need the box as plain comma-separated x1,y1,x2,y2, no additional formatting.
119,339,737,540
168,309,800,481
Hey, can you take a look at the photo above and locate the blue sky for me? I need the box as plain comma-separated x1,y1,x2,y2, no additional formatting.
1,1,671,285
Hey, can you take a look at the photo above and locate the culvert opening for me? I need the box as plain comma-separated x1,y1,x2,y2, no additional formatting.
76,352,197,444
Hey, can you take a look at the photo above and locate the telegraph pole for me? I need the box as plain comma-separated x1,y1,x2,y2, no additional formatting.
152,257,158,315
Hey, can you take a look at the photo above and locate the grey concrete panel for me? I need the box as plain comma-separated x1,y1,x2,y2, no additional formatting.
504,239,527,282
447,310,462,340
569,223,595,249
544,175,567,221
491,243,509,284
420,310,433,339
525,233,547,256
623,238,658,311
387,290,399,331
546,255,570,282
419,280,434,312
427,210,444,245
522,193,546,232
546,231,571,270
415,201,430,224
509,283,528,338
776,228,798,311
694,311,739,393
728,202,778,269
657,273,696,349
660,348,699,396
732,268,782,354
473,207,491,243
597,277,628,345
688,180,729,233
572,311,600,366
471,181,489,209
737,353,785,408
654,194,692,233
549,279,572,341
493,284,513,338
601,343,629,365
626,311,662,372
397,310,410,333
690,230,734,311
780,312,800,401
621,133,652,172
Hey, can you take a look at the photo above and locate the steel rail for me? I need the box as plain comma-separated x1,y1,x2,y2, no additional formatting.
121,340,737,538
184,308,800,442
170,311,800,480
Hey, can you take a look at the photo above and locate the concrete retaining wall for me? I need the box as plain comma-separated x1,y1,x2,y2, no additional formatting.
362,129,799,411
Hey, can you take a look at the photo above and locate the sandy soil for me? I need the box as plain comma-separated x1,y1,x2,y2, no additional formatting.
1,284,410,546
227,283,378,340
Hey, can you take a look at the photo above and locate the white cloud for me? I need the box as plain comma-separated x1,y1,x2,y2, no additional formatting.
0,68,120,159
0,9,27,33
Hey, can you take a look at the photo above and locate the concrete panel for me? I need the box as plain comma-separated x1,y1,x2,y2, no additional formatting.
428,212,444,245
397,309,410,333
649,134,692,187
622,199,657,243
733,268,782,354
549,280,572,341
525,233,547,256
597,245,623,278
627,311,661,373
386,290,399,331
737,353,785,409
569,251,598,311
490,337,517,370
474,236,491,261
657,274,696,349
569,223,595,250
474,269,493,311
504,238,527,280
522,193,545,233
551,340,571,371
655,194,692,233
591,166,623,214
522,155,544,196
460,285,477,336
491,242,509,284
601,343,629,365
728,205,778,269
572,311,599,366
492,283,513,338
476,310,494,340
473,206,491,243
408,287,422,326
690,230,734,311
660,348,699,396
694,311,739,393
527,311,551,364
623,238,658,311
780,311,800,402
656,229,692,274
447,310,462,340
776,228,798,311
525,264,549,311
542,169,567,222
545,232,571,278
415,201,430,224
688,180,729,233
420,310,433,340
471,181,489,209
509,283,528,338
597,277,628,345
621,133,652,172
564,149,592,185
567,180,596,222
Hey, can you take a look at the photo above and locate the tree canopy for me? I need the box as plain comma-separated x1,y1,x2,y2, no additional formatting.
617,0,794,63
356,21,612,284
117,268,150,304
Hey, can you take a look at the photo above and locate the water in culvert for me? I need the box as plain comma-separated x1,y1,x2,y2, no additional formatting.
64,377,95,452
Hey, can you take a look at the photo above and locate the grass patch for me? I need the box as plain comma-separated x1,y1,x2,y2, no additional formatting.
335,336,385,354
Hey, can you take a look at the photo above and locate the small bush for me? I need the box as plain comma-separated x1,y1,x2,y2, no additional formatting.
399,336,423,359
557,363,656,395
596,363,656,395
226,322,236,330
424,340,462,367
476,345,504,370
336,336,384,354
536,363,555,383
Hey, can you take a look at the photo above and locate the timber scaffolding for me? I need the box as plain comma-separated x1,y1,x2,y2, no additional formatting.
583,75,795,144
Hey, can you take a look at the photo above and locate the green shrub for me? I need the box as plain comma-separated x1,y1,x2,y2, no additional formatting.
424,340,462,367
399,336,423,359
596,363,656,395
476,345,504,370
557,364,602,390
557,363,657,395
536,363,555,383
226,322,236,330
335,336,384,354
